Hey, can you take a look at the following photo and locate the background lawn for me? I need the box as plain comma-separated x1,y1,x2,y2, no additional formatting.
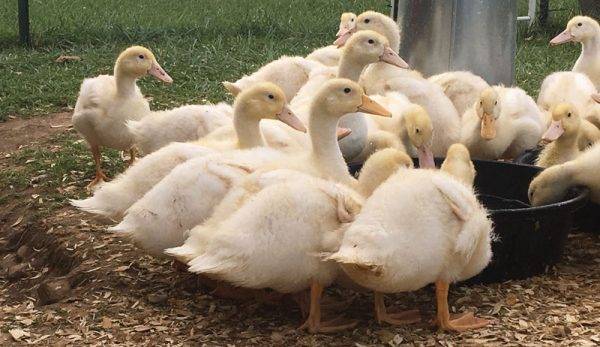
0,0,583,121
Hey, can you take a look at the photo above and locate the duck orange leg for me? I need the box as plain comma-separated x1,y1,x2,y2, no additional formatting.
87,145,108,190
435,280,490,332
299,281,357,333
128,147,137,166
374,292,421,325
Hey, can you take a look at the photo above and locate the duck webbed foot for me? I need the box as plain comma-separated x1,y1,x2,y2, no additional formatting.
435,280,491,332
374,291,421,325
86,170,108,191
298,281,357,333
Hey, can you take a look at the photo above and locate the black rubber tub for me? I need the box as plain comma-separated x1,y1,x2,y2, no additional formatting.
514,148,600,233
349,159,590,284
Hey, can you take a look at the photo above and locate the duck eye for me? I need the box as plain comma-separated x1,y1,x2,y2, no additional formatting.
494,101,497,105
368,39,374,44
364,19,370,23
268,94,274,99
351,18,354,22
344,87,351,94
138,55,144,59
480,101,483,106
415,128,420,134
578,22,583,27
567,112,571,117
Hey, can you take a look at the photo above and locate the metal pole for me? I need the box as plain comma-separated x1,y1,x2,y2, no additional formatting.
18,0,30,46
539,0,549,26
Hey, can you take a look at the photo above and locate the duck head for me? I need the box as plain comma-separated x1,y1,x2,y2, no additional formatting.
476,88,500,141
340,30,408,69
528,165,574,206
235,82,306,132
115,46,172,83
441,143,476,186
312,78,391,119
542,103,579,142
335,11,400,52
550,16,600,45
336,12,358,38
403,105,434,169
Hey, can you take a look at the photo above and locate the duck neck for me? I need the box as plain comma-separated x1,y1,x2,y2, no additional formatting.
337,54,366,81
308,104,354,185
114,65,140,97
581,32,600,58
555,129,579,151
234,113,265,149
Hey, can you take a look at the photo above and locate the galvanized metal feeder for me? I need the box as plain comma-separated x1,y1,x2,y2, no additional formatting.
390,0,517,85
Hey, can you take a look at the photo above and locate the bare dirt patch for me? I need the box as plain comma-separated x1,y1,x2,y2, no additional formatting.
0,112,72,154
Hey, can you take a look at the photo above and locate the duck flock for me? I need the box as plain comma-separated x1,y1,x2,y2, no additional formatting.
68,11,600,333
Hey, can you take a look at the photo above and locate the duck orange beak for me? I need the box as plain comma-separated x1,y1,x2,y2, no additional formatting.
336,127,352,140
336,23,355,37
148,61,173,83
550,30,574,45
276,104,306,133
480,113,496,140
380,46,409,69
333,28,356,47
357,94,392,117
542,120,564,141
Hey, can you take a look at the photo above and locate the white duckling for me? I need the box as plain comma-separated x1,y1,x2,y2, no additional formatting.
461,86,545,160
222,56,323,102
327,144,493,331
305,12,357,66
537,71,596,124
550,16,600,89
536,103,581,168
71,83,305,219
429,71,491,116
127,102,233,155
72,46,172,188
530,141,600,206
166,149,413,333
292,30,408,161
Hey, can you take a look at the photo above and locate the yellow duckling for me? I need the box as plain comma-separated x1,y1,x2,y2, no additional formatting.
536,103,581,168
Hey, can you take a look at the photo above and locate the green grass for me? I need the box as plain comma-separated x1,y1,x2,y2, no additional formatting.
0,0,586,121
0,130,125,206
0,0,388,120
